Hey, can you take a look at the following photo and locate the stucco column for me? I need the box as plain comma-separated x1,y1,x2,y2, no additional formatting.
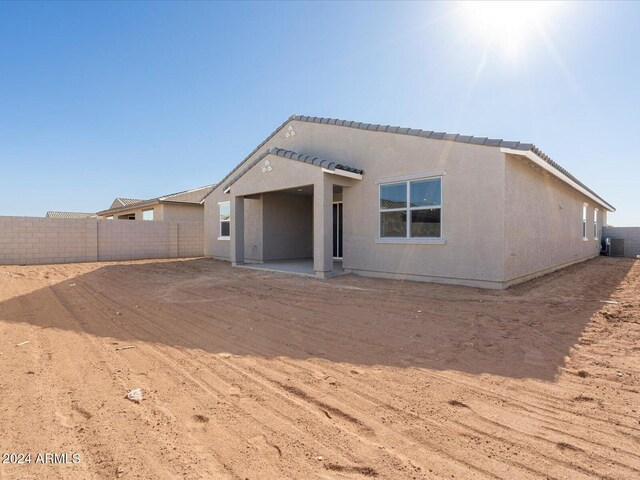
313,175,333,279
230,195,245,266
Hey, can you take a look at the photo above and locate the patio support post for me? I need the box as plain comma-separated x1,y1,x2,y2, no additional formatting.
231,195,244,266
314,175,333,279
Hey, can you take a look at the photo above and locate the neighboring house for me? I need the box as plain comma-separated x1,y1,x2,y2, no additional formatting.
46,211,96,219
96,185,215,221
203,115,614,289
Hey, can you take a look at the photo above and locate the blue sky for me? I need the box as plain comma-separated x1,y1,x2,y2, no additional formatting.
0,1,638,225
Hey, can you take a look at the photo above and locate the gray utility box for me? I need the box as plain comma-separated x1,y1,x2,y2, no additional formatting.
610,238,625,257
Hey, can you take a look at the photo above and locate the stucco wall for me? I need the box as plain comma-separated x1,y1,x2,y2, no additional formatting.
97,203,204,222
162,203,204,221
203,119,611,288
0,216,204,265
602,226,640,258
204,120,506,287
262,192,313,261
503,154,603,285
97,205,161,221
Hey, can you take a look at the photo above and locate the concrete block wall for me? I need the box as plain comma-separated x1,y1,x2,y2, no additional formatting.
177,221,204,258
0,217,98,265
603,226,640,258
97,220,171,261
0,216,204,265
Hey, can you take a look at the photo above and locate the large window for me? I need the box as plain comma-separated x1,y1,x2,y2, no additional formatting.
379,177,442,239
219,201,230,240
142,209,154,221
582,203,588,240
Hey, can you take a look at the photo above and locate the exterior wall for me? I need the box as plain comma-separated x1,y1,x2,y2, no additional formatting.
162,203,204,221
177,221,205,258
203,119,612,288
97,203,204,222
205,120,506,287
97,220,173,261
602,226,640,258
503,154,603,285
0,216,204,265
0,217,98,265
262,192,313,261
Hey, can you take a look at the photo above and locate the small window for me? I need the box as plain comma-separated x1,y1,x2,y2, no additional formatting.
142,209,154,221
593,208,598,240
106,215,114,220
582,203,588,240
380,177,442,239
219,202,230,239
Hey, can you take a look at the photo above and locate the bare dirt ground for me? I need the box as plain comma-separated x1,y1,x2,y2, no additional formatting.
0,257,638,479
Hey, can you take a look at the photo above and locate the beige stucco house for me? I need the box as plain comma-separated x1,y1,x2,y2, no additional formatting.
203,115,614,289
96,185,214,221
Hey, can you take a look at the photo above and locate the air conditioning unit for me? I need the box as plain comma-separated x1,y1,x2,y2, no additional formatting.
610,238,625,257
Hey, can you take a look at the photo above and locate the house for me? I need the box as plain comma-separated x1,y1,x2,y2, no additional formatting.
96,185,215,221
46,211,96,219
203,115,615,289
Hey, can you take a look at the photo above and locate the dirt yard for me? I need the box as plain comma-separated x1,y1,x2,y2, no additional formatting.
0,257,638,479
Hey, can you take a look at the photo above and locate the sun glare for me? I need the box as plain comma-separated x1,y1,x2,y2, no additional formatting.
460,1,557,61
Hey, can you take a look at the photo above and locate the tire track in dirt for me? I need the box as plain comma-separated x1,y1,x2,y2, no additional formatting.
68,280,433,478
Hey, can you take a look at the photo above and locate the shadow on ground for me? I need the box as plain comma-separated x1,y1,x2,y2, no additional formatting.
0,256,634,381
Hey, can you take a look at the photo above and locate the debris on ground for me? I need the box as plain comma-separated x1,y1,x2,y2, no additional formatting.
115,345,135,351
16,340,30,346
126,388,143,403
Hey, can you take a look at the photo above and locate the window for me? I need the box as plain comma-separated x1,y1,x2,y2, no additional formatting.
142,209,154,221
106,216,114,220
582,203,588,240
219,201,230,240
594,208,598,240
380,177,442,239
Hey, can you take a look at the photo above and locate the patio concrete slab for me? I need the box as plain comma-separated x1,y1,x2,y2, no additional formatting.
237,259,345,278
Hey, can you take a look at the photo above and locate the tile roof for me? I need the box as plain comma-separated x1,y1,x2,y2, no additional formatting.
99,185,216,215
292,115,612,210
222,147,363,192
45,211,95,219
110,198,144,209
203,114,612,210
159,184,216,203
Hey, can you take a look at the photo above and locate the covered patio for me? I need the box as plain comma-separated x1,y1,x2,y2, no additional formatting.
222,147,362,279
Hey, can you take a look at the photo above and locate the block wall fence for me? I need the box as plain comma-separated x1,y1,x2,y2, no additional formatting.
0,216,204,265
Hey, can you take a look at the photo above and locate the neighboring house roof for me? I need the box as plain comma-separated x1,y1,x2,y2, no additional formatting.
203,114,613,211
159,184,216,203
46,211,96,219
222,147,363,191
110,198,144,209
98,185,215,216
380,200,407,210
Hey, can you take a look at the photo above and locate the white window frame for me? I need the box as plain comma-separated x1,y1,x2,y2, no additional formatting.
376,176,445,245
218,201,230,241
106,215,114,220
582,203,588,241
142,208,154,221
593,208,599,240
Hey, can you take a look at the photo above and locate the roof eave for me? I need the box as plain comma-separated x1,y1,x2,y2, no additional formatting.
501,147,615,212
